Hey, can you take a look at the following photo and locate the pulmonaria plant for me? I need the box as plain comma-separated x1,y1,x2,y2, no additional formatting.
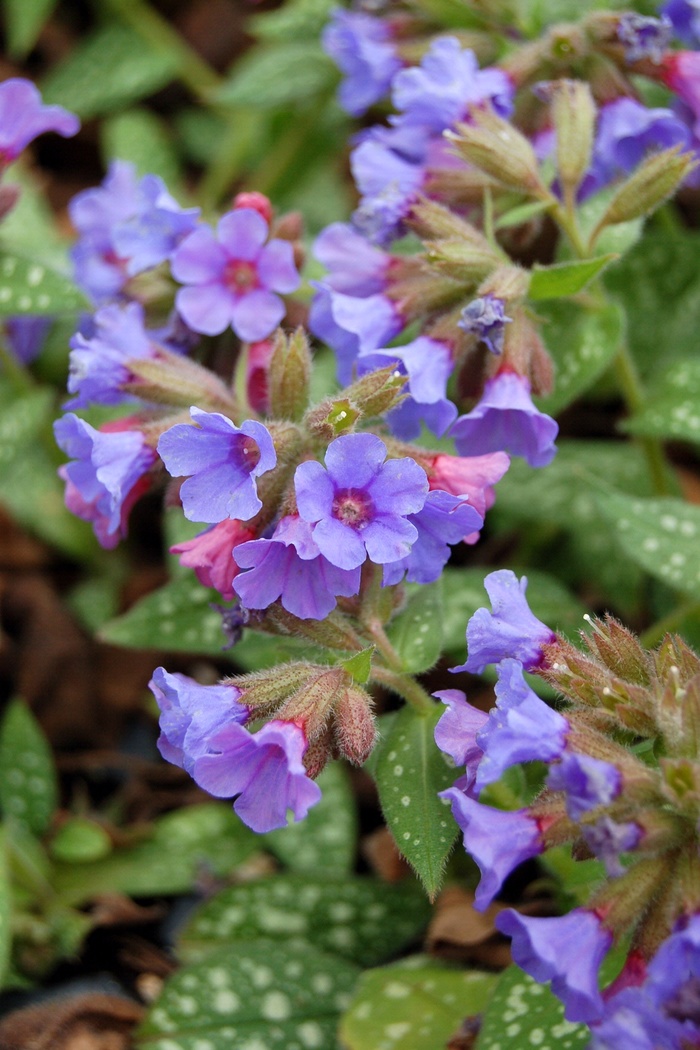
438,570,700,1039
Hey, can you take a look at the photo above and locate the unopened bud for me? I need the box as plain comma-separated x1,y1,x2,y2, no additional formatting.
346,366,408,418
303,725,333,778
593,147,696,237
0,183,20,221
268,327,311,422
233,191,273,225
126,348,235,413
479,263,530,302
334,686,377,766
408,197,493,245
226,662,317,712
304,396,361,442
277,666,347,740
546,79,596,197
448,108,547,196
424,240,502,283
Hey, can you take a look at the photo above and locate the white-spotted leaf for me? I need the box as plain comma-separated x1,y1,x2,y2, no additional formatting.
536,301,623,415
0,254,85,315
0,699,57,835
474,965,588,1049
177,873,430,968
621,357,700,444
264,762,357,876
374,705,458,898
387,580,443,674
340,955,497,1050
596,490,700,599
136,940,360,1050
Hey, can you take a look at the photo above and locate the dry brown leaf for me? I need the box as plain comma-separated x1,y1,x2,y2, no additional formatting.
0,992,143,1050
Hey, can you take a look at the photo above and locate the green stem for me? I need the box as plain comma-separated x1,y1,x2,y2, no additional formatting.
102,0,223,104
370,666,435,714
614,339,672,497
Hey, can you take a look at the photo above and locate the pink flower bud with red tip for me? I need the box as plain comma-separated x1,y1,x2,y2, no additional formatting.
233,191,273,225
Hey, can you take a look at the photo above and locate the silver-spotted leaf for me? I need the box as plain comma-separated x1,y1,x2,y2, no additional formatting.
621,356,700,444
99,576,229,654
0,254,85,316
386,580,443,674
0,699,57,835
536,301,622,415
474,965,588,1049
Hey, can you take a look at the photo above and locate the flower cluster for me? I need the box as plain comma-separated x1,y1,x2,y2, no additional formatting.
437,569,700,1038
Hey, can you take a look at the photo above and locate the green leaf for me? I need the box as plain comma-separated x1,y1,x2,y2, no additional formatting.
529,255,617,300
136,940,360,1050
596,490,700,598
41,24,179,118
341,955,497,1050
250,0,337,40
99,575,229,654
373,705,458,898
0,700,57,835
441,567,587,659
4,0,58,57
49,818,113,864
621,357,700,443
0,826,11,987
178,873,430,968
604,232,700,376
387,580,443,674
342,646,375,685
52,804,258,905
0,253,85,316
217,42,336,109
474,965,588,1050
101,108,185,195
264,762,357,876
495,199,552,230
536,301,623,415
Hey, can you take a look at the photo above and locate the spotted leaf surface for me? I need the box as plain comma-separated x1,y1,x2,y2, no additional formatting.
264,762,357,876
596,490,700,599
387,580,443,674
177,873,430,969
373,705,458,898
137,940,360,1050
0,699,57,835
474,965,587,1050
536,301,622,415
52,804,258,906
0,254,85,315
340,954,497,1050
622,357,700,444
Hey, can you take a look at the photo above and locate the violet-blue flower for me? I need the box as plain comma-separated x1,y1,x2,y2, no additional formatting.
452,569,555,675
350,136,426,244
582,817,641,878
495,908,612,1022
434,689,487,771
308,283,401,384
450,370,559,468
617,13,672,64
171,518,257,601
54,413,156,546
149,666,248,775
0,78,78,167
4,316,50,365
441,788,543,911
294,432,428,571
313,222,390,297
171,207,300,342
322,9,402,117
192,719,322,833
593,98,690,185
458,295,512,355
382,490,482,586
473,658,569,790
391,37,513,132
357,336,457,440
66,301,158,408
547,751,622,820
233,515,361,620
663,0,700,48
157,408,277,524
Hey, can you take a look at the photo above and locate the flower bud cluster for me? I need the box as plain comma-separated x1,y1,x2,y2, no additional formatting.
437,570,700,1036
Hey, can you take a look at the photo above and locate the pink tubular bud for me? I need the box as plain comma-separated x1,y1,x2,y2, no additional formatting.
333,686,377,766
233,191,273,225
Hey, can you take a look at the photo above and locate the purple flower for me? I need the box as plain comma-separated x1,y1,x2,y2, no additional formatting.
474,659,569,789
350,136,426,244
450,370,558,468
149,666,248,775
434,689,487,772
592,98,690,185
0,78,78,167
548,751,622,821
452,569,555,675
4,316,50,365
308,283,401,384
617,14,672,64
66,301,158,408
313,222,390,297
322,10,402,117
171,208,300,342
357,336,457,440
663,0,700,48
382,490,483,586
157,408,277,524
458,295,512,355
294,432,428,570
54,413,156,546
440,788,543,910
589,989,687,1050
391,37,513,132
495,908,612,1022
582,817,641,878
192,719,323,833
69,161,199,303
171,518,257,601
233,515,361,620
